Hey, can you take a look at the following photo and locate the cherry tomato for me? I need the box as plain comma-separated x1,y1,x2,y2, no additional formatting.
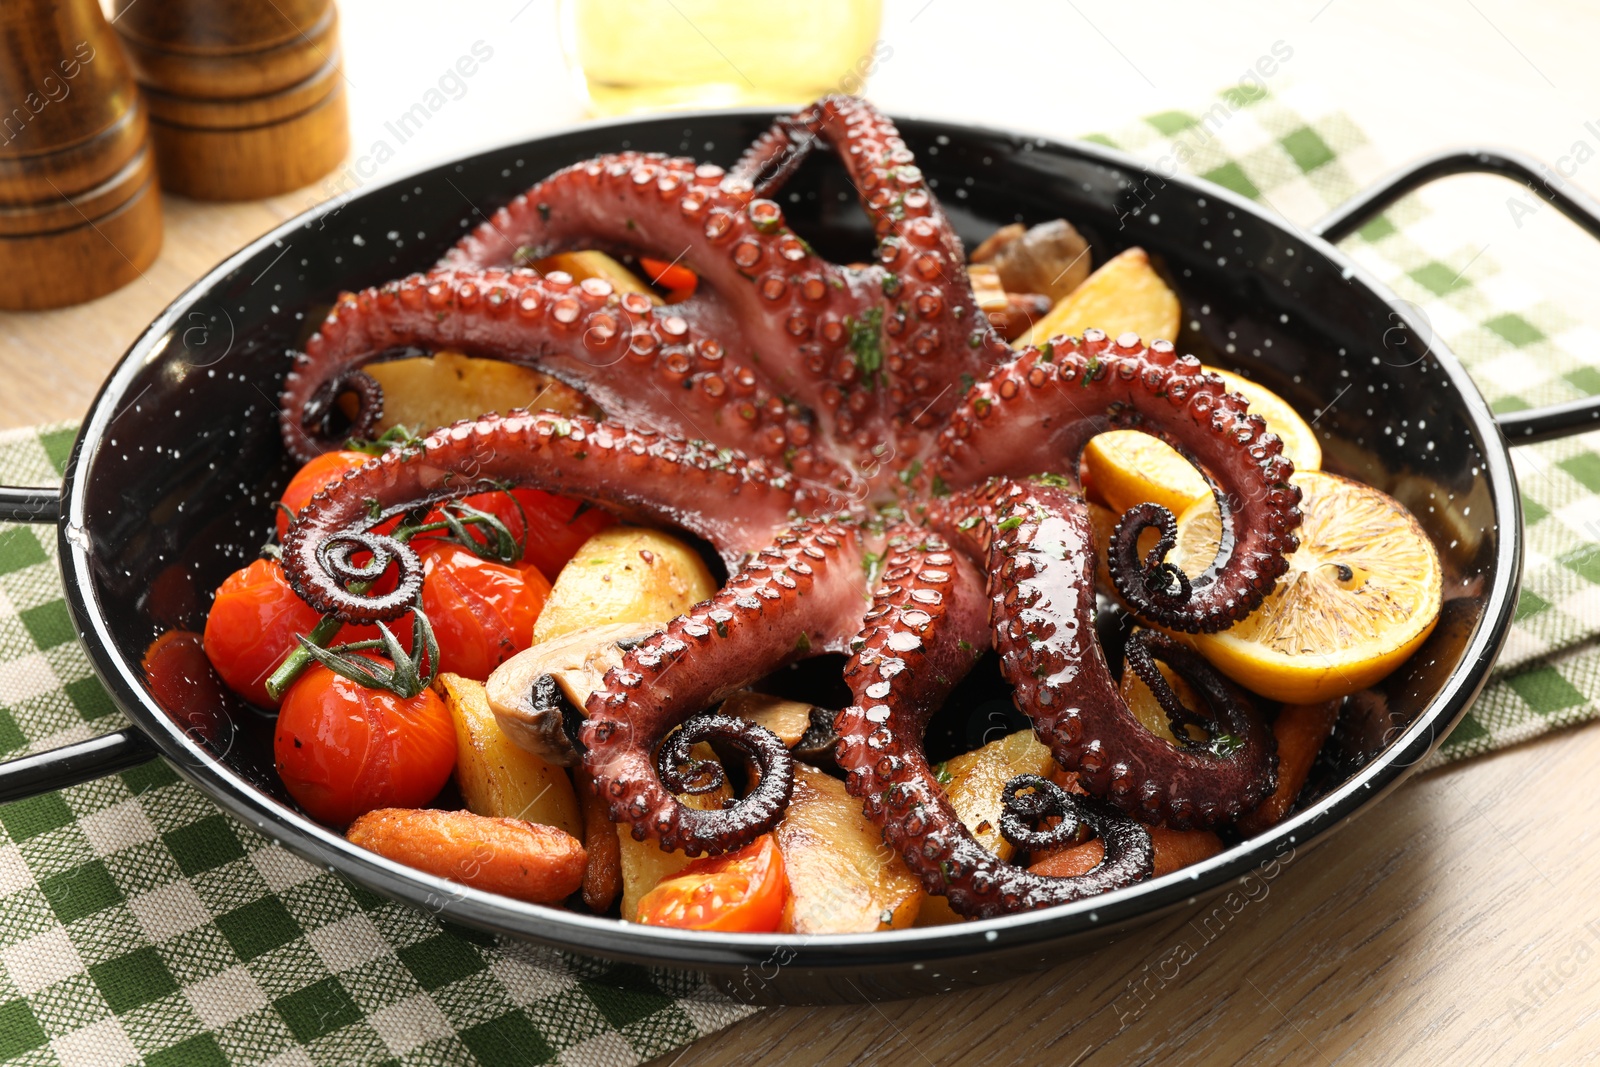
203,559,326,708
635,834,788,932
638,256,699,300
276,450,371,540
274,658,456,826
418,488,614,582
143,630,232,728
417,541,552,680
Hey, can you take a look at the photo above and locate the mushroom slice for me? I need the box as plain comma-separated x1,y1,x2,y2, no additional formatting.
971,218,1092,304
486,621,658,766
719,691,840,768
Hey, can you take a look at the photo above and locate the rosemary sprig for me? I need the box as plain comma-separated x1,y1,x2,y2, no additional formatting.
267,497,519,700
293,601,441,700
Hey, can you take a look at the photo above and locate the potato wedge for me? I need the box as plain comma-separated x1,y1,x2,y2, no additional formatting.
776,765,922,933
347,808,585,904
935,729,1056,863
362,349,591,435
438,673,582,840
534,251,661,304
618,741,732,921
966,262,1010,313
1013,246,1180,349
533,526,718,643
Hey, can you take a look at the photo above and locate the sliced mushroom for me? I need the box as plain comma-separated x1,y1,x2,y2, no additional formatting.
971,218,1092,304
719,691,840,768
486,621,658,766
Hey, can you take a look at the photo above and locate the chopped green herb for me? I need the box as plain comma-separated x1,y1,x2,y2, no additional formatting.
846,306,886,388
997,514,1024,533
930,475,950,498
1210,732,1244,758
794,632,812,653
1082,355,1101,387
957,515,980,531
881,273,901,297
1039,341,1054,363
934,762,953,787
1029,472,1075,489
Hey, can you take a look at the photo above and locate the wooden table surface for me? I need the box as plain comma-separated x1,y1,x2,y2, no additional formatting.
7,2,1599,1064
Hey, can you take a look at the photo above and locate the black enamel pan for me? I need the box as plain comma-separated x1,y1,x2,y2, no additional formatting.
3,110,1599,1004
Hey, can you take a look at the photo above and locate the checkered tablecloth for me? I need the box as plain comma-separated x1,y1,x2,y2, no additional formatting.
4,87,1600,1065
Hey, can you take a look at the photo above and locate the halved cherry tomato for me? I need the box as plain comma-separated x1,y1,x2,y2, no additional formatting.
417,488,614,582
203,559,327,708
274,657,456,826
635,834,788,932
276,450,371,540
415,540,552,679
638,256,698,299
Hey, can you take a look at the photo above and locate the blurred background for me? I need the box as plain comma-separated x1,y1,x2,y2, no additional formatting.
5,0,1598,419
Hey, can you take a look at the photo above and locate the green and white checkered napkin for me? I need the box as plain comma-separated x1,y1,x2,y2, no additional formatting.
5,86,1600,1065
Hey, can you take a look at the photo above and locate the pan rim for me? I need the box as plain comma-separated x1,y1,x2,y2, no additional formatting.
54,106,1522,975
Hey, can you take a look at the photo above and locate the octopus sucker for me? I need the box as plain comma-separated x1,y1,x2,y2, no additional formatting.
279,95,1304,916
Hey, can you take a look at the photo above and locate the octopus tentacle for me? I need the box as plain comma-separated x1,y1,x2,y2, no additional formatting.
278,268,842,480
934,479,1277,829
835,528,1154,918
581,519,870,854
281,410,838,624
435,149,885,444
931,330,1302,633
438,97,1004,457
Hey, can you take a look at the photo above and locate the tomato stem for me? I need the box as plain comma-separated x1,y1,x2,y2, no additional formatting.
266,614,343,701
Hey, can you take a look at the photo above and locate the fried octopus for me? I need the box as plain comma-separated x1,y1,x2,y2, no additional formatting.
278,95,1300,919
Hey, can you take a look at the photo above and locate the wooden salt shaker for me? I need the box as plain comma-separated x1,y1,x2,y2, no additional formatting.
0,0,162,310
111,0,350,201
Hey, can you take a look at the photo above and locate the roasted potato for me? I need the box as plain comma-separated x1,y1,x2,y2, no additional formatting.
775,765,922,933
362,349,591,434
1013,246,1180,350
534,251,661,303
935,729,1056,864
437,673,582,840
914,729,1058,926
533,526,718,643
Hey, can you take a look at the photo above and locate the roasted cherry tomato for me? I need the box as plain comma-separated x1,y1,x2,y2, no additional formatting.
273,658,456,826
635,834,788,932
203,559,327,708
276,450,371,540
638,256,699,300
416,540,552,680
417,488,614,582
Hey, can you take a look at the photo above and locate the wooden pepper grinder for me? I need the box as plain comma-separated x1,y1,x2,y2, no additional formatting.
0,0,162,310
111,0,350,201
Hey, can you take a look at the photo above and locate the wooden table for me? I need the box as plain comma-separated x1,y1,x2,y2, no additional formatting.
5,2,1599,1063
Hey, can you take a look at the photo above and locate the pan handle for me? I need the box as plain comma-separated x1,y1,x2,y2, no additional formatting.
1311,148,1600,445
0,484,158,801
